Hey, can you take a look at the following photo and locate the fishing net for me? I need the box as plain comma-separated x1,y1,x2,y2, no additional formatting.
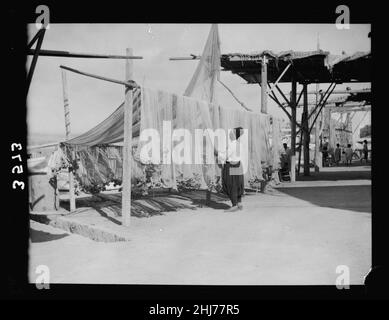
61,86,273,193
184,24,220,104
58,25,276,194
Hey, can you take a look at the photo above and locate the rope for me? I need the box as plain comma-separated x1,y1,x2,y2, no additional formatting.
218,79,252,112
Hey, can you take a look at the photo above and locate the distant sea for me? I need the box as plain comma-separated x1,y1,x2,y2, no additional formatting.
28,132,81,146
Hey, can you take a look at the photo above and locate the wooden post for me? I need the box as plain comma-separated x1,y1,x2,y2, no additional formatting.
27,28,46,94
122,48,134,227
290,80,297,155
303,83,310,176
297,113,304,176
290,78,297,182
314,35,322,172
314,90,322,172
261,55,268,114
61,69,76,212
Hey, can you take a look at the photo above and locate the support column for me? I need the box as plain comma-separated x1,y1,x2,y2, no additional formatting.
27,28,46,94
290,79,297,182
122,48,134,227
303,83,310,176
61,69,76,212
314,91,323,172
261,55,268,114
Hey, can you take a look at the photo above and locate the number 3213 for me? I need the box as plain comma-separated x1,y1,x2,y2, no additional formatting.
11,143,25,190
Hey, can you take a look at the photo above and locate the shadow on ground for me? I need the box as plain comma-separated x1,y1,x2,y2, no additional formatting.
60,190,230,222
277,185,371,213
30,228,69,243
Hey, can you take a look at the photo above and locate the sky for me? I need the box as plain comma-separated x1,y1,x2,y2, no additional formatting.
27,23,371,139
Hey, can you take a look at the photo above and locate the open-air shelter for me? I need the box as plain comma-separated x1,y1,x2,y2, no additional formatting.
220,50,371,176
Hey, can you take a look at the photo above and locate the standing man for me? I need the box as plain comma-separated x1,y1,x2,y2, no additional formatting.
361,140,369,164
218,127,246,212
282,143,292,175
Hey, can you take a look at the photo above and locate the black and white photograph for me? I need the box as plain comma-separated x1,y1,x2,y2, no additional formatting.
5,3,384,303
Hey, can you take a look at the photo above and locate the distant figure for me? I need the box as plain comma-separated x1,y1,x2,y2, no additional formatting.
279,143,292,181
345,144,353,166
341,150,347,164
322,145,328,167
282,143,292,168
361,140,369,164
334,143,341,166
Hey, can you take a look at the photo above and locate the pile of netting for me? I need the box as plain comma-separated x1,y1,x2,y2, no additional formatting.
61,87,284,194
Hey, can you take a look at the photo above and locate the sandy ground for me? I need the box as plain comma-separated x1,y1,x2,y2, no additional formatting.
29,166,371,285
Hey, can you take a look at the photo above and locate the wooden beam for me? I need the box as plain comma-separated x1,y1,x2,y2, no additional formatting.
27,142,59,151
218,79,252,111
290,78,297,182
295,82,337,137
59,65,139,89
275,83,291,107
61,69,76,212
267,82,302,130
27,29,45,49
306,82,336,124
267,88,291,120
296,88,304,106
290,80,297,155
27,28,46,93
272,63,292,88
314,86,322,172
297,112,304,176
308,83,337,135
121,48,134,227
169,55,201,60
303,83,310,176
295,89,370,95
28,49,143,59
328,104,370,112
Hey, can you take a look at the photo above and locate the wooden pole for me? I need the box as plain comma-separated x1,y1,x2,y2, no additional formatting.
27,28,46,94
290,78,297,182
28,49,143,59
121,48,134,227
303,83,310,176
61,69,76,212
290,80,297,155
218,79,252,111
169,55,201,60
295,89,370,95
297,113,304,176
314,88,322,172
308,83,337,135
267,83,292,120
261,56,268,114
